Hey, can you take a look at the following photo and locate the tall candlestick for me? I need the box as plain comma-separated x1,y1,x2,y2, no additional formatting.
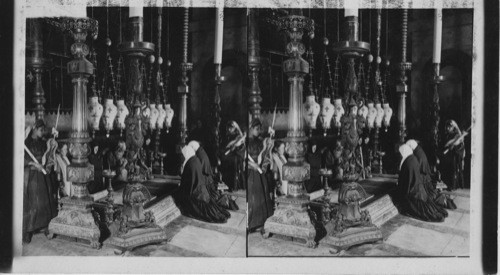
129,0,143,18
433,9,443,63
214,8,224,64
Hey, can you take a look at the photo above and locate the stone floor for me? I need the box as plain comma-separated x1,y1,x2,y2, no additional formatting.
22,191,247,257
248,189,470,257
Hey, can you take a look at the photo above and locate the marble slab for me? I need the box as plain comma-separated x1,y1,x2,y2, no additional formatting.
224,236,246,257
441,235,469,256
169,225,238,257
453,196,470,211
386,224,454,256
455,213,470,233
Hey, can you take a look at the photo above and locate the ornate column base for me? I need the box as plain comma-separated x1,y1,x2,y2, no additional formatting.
103,224,169,255
48,195,101,249
263,196,317,248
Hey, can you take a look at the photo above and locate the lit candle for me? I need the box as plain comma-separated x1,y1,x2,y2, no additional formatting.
129,0,143,18
433,9,443,63
214,7,224,64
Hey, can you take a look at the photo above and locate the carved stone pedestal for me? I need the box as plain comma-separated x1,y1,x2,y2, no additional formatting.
263,195,316,247
103,223,168,255
48,184,100,249
320,224,382,252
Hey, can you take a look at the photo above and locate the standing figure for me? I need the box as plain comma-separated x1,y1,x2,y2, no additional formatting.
397,144,448,222
23,120,58,244
175,145,230,223
305,141,323,193
54,142,71,197
271,141,288,196
220,121,246,191
440,120,466,190
247,118,274,232
88,144,105,194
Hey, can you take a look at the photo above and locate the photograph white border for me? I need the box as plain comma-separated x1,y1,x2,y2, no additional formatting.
12,0,484,273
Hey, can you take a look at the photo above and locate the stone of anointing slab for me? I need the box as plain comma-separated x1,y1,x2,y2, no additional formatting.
453,196,470,211
169,225,237,257
455,213,470,233
386,224,454,255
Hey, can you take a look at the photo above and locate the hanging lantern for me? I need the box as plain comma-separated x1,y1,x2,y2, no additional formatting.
320,96,334,135
332,97,344,128
103,98,118,137
303,94,321,130
374,101,384,128
116,99,129,136
88,96,103,136
157,104,167,130
367,101,376,129
149,103,159,130
164,103,174,132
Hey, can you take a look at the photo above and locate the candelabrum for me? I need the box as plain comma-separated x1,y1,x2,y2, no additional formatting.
47,17,100,248
263,13,317,248
26,18,52,121
178,8,192,147
397,9,412,144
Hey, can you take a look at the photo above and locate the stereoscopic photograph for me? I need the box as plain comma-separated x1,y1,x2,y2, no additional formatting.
8,0,496,273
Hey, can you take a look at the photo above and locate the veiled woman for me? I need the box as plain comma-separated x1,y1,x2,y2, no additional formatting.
406,139,456,210
397,144,448,222
175,145,230,223
188,140,238,210
440,120,466,190
247,118,274,232
220,121,246,191
23,120,58,243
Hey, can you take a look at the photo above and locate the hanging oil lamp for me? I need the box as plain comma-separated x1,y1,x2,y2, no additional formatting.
332,55,344,133
303,42,320,134
382,59,393,131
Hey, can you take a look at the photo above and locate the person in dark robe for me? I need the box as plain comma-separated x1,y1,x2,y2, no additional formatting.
396,144,448,222
23,120,58,244
188,140,238,210
305,141,323,193
247,118,274,232
407,139,456,210
440,120,466,190
221,121,246,191
106,140,128,184
175,145,230,223
87,144,105,194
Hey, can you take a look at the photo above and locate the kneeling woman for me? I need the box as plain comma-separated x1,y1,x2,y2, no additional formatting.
175,145,230,223
397,144,448,222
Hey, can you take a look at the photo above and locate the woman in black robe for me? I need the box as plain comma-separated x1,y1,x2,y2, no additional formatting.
247,118,274,232
440,120,466,190
188,140,238,210
175,145,230,223
407,139,456,210
397,144,448,222
23,120,58,243
221,121,246,191
305,141,323,193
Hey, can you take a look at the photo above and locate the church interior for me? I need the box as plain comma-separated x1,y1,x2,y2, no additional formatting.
22,5,472,258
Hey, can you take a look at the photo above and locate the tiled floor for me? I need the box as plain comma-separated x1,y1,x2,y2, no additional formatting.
248,189,470,257
22,195,247,257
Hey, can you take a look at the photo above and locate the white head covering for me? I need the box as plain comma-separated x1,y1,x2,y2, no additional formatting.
399,144,413,170
181,145,196,173
187,140,200,152
406,139,418,151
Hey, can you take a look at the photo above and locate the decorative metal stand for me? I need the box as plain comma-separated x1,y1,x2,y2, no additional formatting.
397,9,412,144
103,182,168,254
26,18,51,121
320,9,382,251
48,17,100,248
263,13,317,248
